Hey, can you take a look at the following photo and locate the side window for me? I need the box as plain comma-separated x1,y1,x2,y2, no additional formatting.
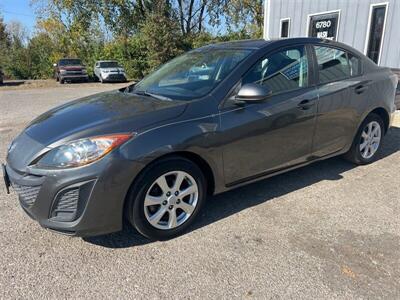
314,46,351,83
242,46,308,95
348,53,362,76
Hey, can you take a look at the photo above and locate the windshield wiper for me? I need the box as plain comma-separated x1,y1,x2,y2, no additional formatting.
133,90,172,101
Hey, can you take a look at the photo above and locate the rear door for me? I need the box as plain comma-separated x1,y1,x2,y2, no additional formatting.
220,45,318,185
311,45,364,157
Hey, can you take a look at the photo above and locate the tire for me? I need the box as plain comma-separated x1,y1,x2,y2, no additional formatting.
344,113,384,165
126,156,207,240
60,78,65,84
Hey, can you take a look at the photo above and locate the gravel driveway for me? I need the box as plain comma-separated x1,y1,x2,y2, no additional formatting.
0,82,399,299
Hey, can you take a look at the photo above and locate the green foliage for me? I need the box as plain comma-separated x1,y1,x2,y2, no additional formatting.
28,33,56,79
140,11,185,72
0,0,264,80
0,16,11,70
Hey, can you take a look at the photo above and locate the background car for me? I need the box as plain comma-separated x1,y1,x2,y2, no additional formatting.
54,58,89,84
94,60,127,83
0,66,3,85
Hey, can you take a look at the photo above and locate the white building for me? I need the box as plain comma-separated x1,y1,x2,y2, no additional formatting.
263,0,400,69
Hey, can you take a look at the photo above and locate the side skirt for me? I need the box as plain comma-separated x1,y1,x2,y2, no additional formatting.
218,149,347,194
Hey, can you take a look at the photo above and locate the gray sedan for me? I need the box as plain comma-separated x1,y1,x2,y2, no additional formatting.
3,38,398,240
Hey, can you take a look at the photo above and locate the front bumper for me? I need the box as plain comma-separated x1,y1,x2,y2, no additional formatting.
4,151,140,237
102,73,126,82
60,74,89,82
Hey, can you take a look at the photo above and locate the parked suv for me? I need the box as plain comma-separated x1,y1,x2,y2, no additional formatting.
54,58,88,84
94,60,127,83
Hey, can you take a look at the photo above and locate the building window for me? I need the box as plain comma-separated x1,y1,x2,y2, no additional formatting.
365,3,388,64
280,18,290,38
308,11,340,41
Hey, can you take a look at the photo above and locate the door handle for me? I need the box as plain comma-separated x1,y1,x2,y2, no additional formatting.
297,99,315,110
355,85,369,94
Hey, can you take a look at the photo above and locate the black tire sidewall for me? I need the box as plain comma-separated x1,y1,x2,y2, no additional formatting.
353,114,384,164
127,158,206,240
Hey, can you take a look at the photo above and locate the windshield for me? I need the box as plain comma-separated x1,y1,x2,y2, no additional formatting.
100,61,119,68
133,49,252,101
59,59,82,66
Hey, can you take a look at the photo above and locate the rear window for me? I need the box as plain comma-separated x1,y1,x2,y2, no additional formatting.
314,46,350,84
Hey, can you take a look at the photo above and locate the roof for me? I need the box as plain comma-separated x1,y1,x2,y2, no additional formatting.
96,60,118,63
198,37,344,51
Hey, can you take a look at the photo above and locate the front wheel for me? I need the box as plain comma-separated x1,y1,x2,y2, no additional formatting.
126,157,206,240
344,113,384,164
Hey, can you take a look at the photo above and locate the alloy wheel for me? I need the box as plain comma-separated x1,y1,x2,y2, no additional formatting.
360,120,381,159
143,171,199,230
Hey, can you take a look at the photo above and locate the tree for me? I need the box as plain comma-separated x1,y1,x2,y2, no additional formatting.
140,2,185,71
176,0,209,35
0,16,11,70
210,0,264,38
3,0,266,79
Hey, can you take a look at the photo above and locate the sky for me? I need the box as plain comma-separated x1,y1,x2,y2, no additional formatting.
0,0,36,34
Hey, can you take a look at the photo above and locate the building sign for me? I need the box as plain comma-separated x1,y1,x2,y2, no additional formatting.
308,12,339,41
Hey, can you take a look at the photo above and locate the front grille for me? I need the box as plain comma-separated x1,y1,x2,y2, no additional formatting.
65,70,83,75
12,184,41,207
107,74,125,80
52,188,79,221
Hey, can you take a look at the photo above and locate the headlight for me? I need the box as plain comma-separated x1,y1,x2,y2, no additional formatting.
36,134,133,168
82,69,87,74
102,69,110,73
60,69,67,74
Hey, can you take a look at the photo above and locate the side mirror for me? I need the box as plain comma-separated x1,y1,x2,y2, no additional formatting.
53,63,57,67
235,83,272,104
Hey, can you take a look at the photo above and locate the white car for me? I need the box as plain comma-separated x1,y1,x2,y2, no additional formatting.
94,60,127,83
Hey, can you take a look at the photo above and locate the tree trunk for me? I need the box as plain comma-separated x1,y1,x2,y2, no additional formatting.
177,0,186,35
198,0,206,32
186,0,195,35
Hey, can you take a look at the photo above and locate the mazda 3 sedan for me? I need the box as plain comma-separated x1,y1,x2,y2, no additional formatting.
3,38,397,240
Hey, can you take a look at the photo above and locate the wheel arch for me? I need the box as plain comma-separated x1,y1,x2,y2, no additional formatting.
123,150,216,214
154,151,216,196
368,107,390,134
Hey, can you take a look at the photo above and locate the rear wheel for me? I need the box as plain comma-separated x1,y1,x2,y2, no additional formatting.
344,113,384,164
126,157,206,240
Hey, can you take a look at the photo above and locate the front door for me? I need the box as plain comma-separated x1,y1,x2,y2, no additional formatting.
220,45,318,185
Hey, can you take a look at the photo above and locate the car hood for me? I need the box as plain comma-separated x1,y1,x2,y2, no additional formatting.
7,90,186,171
25,90,186,145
